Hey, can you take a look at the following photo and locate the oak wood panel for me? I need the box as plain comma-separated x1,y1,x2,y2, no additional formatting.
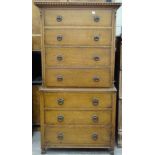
44,9,112,27
45,110,112,125
44,125,111,146
44,92,112,109
45,47,111,68
32,0,40,34
45,68,112,87
40,86,45,151
44,28,112,46
111,89,116,148
32,85,40,125
111,9,116,84
32,35,41,51
32,0,41,51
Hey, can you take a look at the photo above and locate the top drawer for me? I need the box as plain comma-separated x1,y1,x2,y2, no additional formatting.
44,9,113,27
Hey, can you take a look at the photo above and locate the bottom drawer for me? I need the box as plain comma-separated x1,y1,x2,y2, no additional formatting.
44,125,111,147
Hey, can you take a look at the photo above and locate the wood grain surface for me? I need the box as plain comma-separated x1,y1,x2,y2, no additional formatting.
32,85,40,125
44,125,111,146
44,91,112,109
45,47,111,68
32,0,41,51
44,9,112,27
44,28,112,46
45,68,112,87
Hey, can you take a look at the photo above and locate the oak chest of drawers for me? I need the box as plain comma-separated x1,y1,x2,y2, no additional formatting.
34,0,121,154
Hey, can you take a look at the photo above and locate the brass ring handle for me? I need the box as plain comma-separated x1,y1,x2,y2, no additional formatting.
56,16,63,22
57,133,64,140
57,55,63,61
57,35,63,41
57,115,64,122
94,16,100,22
57,98,64,105
92,115,99,122
93,76,100,82
93,56,100,61
92,133,98,140
57,75,63,81
92,98,99,106
94,36,100,41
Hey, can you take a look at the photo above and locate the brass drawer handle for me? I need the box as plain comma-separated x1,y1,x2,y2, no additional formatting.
92,133,98,141
57,75,63,81
94,16,100,22
57,133,64,140
93,76,100,82
92,115,99,122
93,56,100,61
56,16,63,22
92,98,99,106
57,35,63,41
57,98,64,105
94,36,100,41
57,55,63,61
57,115,64,122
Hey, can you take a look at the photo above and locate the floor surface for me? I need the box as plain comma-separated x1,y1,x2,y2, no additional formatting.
32,131,122,155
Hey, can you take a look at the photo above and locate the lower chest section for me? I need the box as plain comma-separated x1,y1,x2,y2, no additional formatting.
40,88,116,148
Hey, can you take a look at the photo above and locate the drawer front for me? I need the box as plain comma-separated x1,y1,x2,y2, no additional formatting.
44,9,112,27
44,92,112,109
44,28,112,46
45,110,112,125
45,126,111,146
45,47,111,67
45,68,111,87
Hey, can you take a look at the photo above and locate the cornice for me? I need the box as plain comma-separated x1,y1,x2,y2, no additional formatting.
34,1,121,9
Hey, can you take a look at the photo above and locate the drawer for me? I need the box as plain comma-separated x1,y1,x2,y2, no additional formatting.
44,125,111,146
44,28,112,46
45,68,112,87
44,92,112,109
45,110,112,125
44,9,112,27
45,47,111,67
